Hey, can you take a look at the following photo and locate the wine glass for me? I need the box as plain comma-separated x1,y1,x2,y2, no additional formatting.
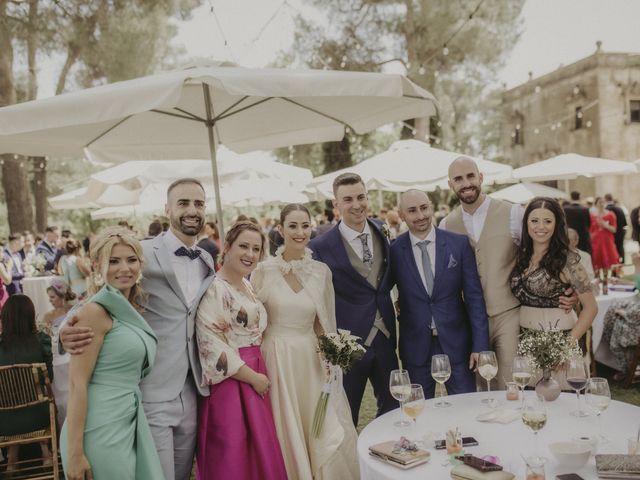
512,355,533,406
586,377,611,442
566,355,590,417
431,354,452,408
403,384,426,442
478,351,498,406
521,394,547,465
389,369,412,427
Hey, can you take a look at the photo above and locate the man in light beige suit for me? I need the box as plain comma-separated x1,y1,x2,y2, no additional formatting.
440,157,575,389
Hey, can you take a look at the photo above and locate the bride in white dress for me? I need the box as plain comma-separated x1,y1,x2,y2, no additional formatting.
251,204,359,480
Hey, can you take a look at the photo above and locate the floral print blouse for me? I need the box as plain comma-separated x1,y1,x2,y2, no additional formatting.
196,276,267,385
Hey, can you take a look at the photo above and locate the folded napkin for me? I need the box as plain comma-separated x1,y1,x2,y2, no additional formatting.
475,409,520,424
451,464,515,480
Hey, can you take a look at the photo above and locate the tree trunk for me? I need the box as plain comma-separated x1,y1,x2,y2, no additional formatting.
32,157,47,231
322,137,352,174
1,0,35,233
27,0,38,100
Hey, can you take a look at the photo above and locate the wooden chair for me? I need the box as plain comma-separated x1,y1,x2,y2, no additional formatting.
0,363,59,480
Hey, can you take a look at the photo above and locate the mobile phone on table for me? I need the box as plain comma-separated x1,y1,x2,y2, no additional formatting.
556,475,585,480
454,454,503,472
434,436,479,449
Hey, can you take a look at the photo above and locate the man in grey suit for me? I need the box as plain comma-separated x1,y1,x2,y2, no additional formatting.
61,178,215,480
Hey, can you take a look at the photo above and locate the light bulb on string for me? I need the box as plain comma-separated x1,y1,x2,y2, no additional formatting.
340,62,346,68
411,129,417,136
434,70,439,78
551,124,556,131
577,111,583,119
437,121,442,127
534,128,540,134
442,46,449,56
435,138,441,145
534,86,541,93
586,120,592,128
573,86,580,95
516,124,521,130
418,66,426,75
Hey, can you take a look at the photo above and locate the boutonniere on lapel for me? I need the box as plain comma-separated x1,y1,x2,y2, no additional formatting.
447,254,458,269
380,223,391,242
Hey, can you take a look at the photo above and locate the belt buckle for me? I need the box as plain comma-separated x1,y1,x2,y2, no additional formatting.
431,328,438,337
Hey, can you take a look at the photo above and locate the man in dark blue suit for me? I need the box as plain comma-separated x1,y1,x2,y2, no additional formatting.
3,234,25,295
309,172,399,425
35,226,61,272
391,189,489,398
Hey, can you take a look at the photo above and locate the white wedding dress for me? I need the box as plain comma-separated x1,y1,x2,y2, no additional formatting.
251,249,359,480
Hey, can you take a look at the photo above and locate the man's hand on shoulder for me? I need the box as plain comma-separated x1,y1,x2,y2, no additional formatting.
559,287,579,313
60,314,95,354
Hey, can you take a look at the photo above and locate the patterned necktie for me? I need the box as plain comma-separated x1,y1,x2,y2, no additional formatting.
416,240,434,296
358,233,374,268
174,246,202,260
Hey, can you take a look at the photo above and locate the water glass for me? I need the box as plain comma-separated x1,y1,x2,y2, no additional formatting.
478,351,498,406
431,354,452,408
389,369,411,427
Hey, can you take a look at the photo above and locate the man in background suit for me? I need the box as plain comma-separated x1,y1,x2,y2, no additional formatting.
309,172,398,425
564,191,592,254
61,178,215,480
391,190,488,398
3,234,24,295
35,226,61,272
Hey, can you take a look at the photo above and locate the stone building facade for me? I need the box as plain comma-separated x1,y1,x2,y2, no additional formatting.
501,43,640,208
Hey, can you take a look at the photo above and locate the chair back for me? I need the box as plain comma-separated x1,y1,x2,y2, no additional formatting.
0,363,51,410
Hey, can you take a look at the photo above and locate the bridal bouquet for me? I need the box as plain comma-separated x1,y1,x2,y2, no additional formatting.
517,324,582,370
23,253,47,276
312,329,365,438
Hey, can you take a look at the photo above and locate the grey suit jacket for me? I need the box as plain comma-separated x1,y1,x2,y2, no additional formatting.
140,233,215,401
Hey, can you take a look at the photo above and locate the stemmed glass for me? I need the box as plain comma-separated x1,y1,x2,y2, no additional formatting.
478,351,498,406
512,355,533,406
521,394,547,465
403,384,426,442
586,377,611,442
566,355,590,417
431,354,452,408
389,369,412,427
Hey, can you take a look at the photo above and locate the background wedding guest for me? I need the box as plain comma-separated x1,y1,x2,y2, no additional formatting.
4,234,24,295
196,221,286,480
605,193,628,263
590,197,619,287
564,191,592,254
20,231,35,260
203,221,221,249
197,222,220,270
510,197,597,384
36,226,61,272
630,204,640,245
309,173,398,425
0,255,11,310
568,228,596,291
60,227,163,480
0,295,53,473
59,240,90,299
253,203,359,479
145,221,163,240
391,190,489,398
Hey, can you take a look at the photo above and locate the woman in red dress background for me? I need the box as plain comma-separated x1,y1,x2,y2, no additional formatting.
590,196,619,290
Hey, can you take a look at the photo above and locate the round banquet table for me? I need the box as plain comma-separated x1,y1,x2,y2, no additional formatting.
357,391,639,480
22,275,63,319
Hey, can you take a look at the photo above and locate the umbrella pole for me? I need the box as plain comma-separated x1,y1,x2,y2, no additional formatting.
377,189,383,211
563,178,570,193
203,84,225,246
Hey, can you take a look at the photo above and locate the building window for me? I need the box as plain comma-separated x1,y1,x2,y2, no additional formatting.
631,100,640,123
575,106,583,130
511,123,524,146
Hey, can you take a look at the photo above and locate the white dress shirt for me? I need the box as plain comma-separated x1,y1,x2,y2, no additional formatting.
339,220,374,261
163,229,208,306
409,228,437,329
440,195,524,244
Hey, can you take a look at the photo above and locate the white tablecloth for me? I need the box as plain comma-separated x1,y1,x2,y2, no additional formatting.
22,275,63,319
592,290,638,370
357,391,639,480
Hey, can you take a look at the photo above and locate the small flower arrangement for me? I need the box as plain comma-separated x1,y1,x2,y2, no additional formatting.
311,329,366,437
517,323,582,370
23,253,47,276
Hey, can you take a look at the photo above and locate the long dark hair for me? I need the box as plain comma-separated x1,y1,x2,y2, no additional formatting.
0,294,38,350
513,197,570,279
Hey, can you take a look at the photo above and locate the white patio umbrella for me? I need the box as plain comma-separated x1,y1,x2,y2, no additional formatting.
0,63,436,234
305,140,513,200
489,182,569,204
512,153,637,182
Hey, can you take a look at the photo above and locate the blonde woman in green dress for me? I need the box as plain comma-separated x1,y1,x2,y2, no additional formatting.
61,227,162,480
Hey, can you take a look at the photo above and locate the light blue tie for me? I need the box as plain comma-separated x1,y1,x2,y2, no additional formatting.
416,240,434,296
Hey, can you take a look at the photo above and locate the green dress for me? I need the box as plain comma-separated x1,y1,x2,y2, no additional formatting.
60,285,163,479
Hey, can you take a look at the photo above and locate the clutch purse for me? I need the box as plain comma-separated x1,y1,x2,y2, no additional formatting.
450,464,515,480
596,454,640,479
368,440,430,469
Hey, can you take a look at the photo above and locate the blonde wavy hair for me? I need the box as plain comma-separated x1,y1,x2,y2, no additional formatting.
88,226,146,311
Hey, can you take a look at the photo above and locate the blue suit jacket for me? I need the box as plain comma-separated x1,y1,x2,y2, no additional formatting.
309,220,396,343
390,228,489,366
3,249,24,295
35,241,60,271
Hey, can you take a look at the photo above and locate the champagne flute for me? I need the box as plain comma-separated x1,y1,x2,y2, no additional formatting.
566,355,590,417
512,355,533,406
586,377,611,442
478,351,498,406
431,354,452,408
403,384,426,443
389,369,412,427
522,394,547,465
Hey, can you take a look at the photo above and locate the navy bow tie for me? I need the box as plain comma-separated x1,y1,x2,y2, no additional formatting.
174,246,202,260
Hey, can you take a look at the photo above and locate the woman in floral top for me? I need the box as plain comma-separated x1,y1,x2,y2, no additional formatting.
195,221,286,480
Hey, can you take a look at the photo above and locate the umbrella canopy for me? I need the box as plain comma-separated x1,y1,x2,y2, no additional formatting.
489,182,569,204
512,153,637,182
305,140,513,200
0,63,436,235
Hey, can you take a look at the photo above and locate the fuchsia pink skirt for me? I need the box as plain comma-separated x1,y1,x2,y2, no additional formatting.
196,345,287,480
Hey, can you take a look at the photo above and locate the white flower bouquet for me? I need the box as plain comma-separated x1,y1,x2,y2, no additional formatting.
23,253,47,276
311,329,365,438
517,324,582,370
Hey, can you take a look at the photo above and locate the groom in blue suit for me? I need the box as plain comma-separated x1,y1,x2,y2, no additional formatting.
309,173,399,425
391,190,489,398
